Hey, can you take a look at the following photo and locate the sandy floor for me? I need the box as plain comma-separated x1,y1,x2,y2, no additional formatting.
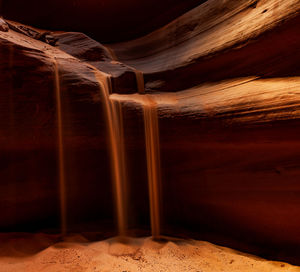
0,235,299,272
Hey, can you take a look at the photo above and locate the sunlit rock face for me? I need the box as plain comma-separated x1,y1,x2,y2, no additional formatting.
0,0,300,265
110,0,300,92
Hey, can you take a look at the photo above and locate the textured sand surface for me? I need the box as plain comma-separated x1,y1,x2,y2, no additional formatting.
0,235,299,272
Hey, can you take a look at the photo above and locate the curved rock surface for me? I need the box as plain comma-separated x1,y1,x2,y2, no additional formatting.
0,0,300,265
110,0,300,91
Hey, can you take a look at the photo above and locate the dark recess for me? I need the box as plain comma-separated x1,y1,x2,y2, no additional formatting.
1,0,207,43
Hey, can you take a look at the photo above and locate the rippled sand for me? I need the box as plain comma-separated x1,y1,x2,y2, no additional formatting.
0,234,299,272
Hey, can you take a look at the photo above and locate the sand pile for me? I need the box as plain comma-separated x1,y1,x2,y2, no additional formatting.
0,234,299,272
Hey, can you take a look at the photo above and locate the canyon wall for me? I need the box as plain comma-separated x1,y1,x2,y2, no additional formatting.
0,0,300,264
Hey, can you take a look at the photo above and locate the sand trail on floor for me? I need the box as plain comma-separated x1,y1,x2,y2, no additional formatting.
0,235,299,272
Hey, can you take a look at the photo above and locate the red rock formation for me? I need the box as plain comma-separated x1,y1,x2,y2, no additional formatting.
110,0,300,91
0,18,8,32
0,0,300,265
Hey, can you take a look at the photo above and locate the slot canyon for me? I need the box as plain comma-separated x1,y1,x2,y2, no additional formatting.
0,0,300,271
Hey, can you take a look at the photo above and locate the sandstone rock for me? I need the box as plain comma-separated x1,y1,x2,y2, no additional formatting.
109,0,300,92
54,32,144,94
1,0,300,265
0,26,115,233
0,18,9,32
6,21,58,45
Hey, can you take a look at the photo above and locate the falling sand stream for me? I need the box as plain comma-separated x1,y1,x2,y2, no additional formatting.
94,66,162,238
52,53,161,238
49,56,128,237
131,63,162,238
143,97,162,239
110,92,163,239
106,48,162,238
52,58,67,236
93,70,128,238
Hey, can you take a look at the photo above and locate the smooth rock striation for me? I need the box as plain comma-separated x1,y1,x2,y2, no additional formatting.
110,0,300,91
